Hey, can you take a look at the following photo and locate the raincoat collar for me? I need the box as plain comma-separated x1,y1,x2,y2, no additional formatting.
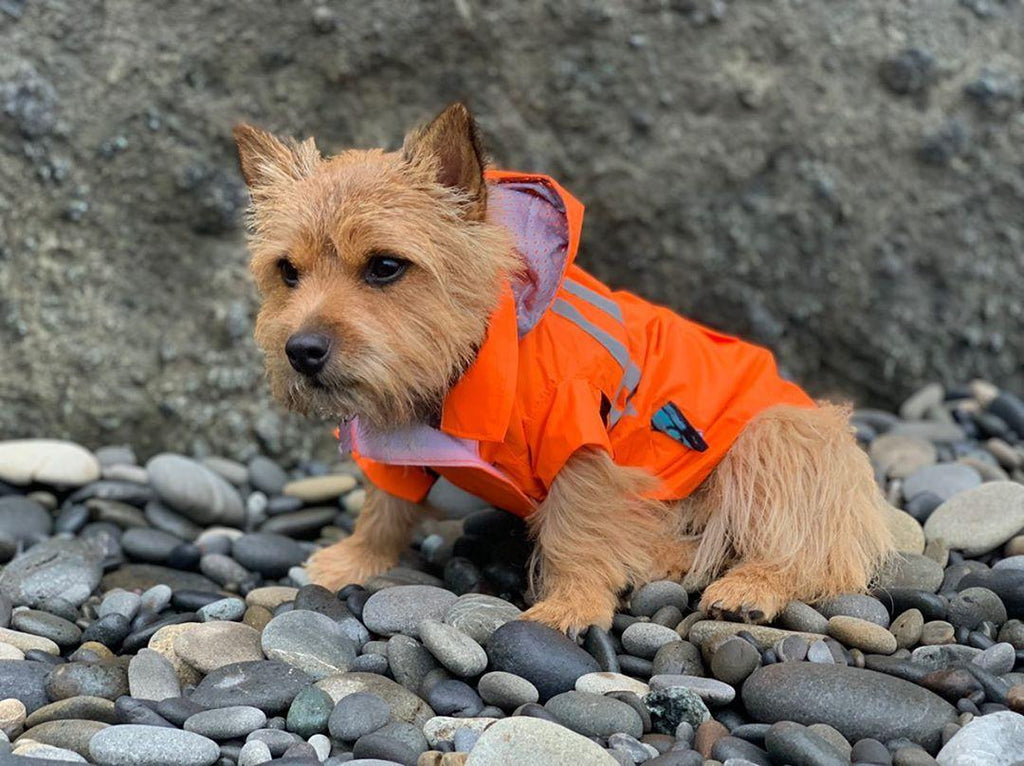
439,170,585,443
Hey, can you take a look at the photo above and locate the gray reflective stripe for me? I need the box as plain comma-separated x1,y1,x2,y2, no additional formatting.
563,279,624,322
551,299,633,372
551,296,643,427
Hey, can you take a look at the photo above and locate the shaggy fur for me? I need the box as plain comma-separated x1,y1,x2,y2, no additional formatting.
234,103,895,633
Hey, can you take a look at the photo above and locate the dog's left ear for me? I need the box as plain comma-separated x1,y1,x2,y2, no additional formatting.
233,123,319,189
403,102,487,219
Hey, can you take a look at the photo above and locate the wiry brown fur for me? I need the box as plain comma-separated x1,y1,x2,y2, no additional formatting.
235,103,895,634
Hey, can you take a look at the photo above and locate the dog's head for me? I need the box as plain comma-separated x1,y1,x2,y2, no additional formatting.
234,104,516,429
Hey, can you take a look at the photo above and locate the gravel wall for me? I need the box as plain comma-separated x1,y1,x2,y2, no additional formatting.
1,0,1021,460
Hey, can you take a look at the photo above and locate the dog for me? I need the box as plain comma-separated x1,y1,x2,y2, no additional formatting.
233,103,894,633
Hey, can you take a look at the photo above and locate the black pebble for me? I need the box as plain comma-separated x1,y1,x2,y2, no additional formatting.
444,557,481,595
167,543,202,571
583,625,621,673
512,702,560,723
172,590,224,611
115,696,176,727
156,696,207,727
426,679,484,717
82,613,131,649
346,590,369,620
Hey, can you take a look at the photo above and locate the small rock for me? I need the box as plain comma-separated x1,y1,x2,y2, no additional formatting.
328,691,390,741
146,453,245,527
184,705,268,740
283,474,357,503
465,715,617,765
924,482,1024,556
478,671,539,709
545,690,643,738
128,648,181,700
936,709,1024,765
575,672,651,697
622,623,683,659
485,620,600,701
261,610,357,680
419,620,487,677
444,594,522,644
89,724,220,766
190,661,313,715
174,622,264,674
827,616,897,654
362,586,458,638
0,440,101,487
643,686,710,734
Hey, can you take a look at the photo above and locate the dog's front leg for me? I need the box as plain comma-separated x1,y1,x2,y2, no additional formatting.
305,484,422,591
521,448,664,636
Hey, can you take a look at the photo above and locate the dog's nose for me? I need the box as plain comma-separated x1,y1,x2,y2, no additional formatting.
285,332,332,376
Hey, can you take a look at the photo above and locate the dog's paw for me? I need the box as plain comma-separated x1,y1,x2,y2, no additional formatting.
520,596,615,638
699,574,788,625
304,541,393,592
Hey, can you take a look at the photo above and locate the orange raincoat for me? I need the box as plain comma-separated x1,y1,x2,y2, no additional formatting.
339,170,815,518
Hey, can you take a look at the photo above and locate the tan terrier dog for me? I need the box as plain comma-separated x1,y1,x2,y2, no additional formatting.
234,104,893,633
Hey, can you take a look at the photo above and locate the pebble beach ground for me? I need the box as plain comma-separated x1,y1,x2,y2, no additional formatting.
1,381,1023,766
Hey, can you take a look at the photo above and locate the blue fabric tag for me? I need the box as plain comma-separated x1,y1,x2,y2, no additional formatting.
651,402,708,452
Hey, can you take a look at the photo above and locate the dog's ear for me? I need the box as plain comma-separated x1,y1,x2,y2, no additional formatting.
403,102,487,218
233,123,319,188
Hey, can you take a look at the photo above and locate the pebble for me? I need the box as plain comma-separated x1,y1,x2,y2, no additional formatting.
191,661,313,715
362,586,458,638
24,696,117,728
237,739,273,766
426,679,484,717
0,697,26,737
710,636,761,684
184,705,268,740
121,528,184,563
0,496,52,543
486,620,600,701
764,721,848,766
688,621,823,651
0,439,101,487
128,648,181,700
576,672,651,697
972,641,1015,675
444,593,522,644
0,659,51,713
465,716,617,765
644,686,710,734
879,553,946,592
947,587,1007,629
817,594,891,627
743,663,957,751
903,463,982,502
89,724,221,766
146,453,245,527
778,601,830,634
99,590,142,621
261,609,357,680
478,671,538,709
328,692,391,741
283,474,357,503
317,672,435,727
286,685,334,738
248,457,288,495
45,661,128,701
545,690,643,738
174,621,264,674
419,620,488,677
630,581,689,617
0,537,103,607
11,609,82,649
233,532,308,578
936,709,1024,765
622,623,683,659
827,615,898,654
197,596,247,622
892,609,926,649
924,482,1024,556
652,640,704,677
422,715,497,748
871,435,937,478
351,719,428,763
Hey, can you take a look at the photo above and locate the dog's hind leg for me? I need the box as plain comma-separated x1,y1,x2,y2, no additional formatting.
687,403,893,623
305,485,422,591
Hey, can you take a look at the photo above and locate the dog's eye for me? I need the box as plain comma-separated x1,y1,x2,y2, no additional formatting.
365,254,409,287
277,258,299,288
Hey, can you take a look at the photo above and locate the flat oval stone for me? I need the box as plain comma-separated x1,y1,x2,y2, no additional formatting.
283,474,357,502
422,715,499,748
362,585,458,638
924,482,1024,556
419,619,487,677
903,463,982,502
630,581,689,617
190,661,313,715
286,685,334,739
621,623,683,659
90,724,220,766
486,620,600,702
742,663,957,751
444,593,522,644
575,672,651,697
648,675,736,705
128,648,181,701
184,705,268,740
478,671,539,709
816,595,891,628
232,532,308,579
545,690,643,738
173,621,263,674
877,553,945,592
11,609,82,649
248,457,288,495
0,537,103,607
870,435,937,479
465,715,618,765
121,528,185,563
24,696,118,728
827,616,897,654
317,672,435,727
327,691,390,741
45,661,128,701
16,719,108,758
0,439,101,487
260,609,357,680
146,453,245,527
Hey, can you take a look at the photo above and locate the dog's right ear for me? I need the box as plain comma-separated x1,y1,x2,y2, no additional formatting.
233,124,319,188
